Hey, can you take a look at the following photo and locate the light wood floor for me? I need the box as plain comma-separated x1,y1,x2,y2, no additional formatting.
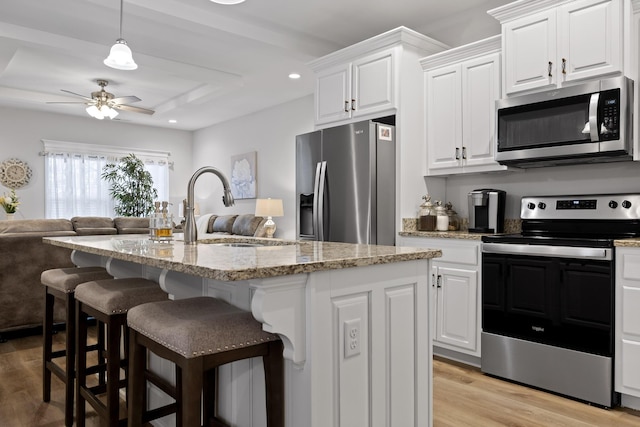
1,330,640,426
434,357,640,426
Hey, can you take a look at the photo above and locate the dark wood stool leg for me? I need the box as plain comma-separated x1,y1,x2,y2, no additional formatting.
75,301,89,427
203,368,217,423
263,341,285,427
182,357,204,427
63,292,76,427
97,320,106,385
42,290,54,403
106,315,122,427
127,329,145,427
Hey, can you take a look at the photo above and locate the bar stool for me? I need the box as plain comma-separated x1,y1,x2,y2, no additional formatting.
41,266,113,427
74,277,168,427
127,296,285,427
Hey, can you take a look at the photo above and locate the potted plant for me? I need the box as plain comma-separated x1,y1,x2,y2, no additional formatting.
101,154,158,217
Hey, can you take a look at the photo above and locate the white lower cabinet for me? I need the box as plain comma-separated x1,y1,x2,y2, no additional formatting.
615,247,640,400
432,265,478,353
399,236,481,359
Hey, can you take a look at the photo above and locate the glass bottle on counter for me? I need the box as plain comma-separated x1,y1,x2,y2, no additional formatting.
149,201,161,239
445,202,460,231
434,200,449,232
418,195,437,231
150,201,174,242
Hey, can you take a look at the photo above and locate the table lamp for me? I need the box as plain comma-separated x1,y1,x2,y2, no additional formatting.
255,198,284,238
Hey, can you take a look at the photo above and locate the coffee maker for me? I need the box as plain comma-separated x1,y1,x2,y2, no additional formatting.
468,189,506,233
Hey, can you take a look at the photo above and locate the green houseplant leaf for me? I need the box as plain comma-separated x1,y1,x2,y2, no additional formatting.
101,154,158,217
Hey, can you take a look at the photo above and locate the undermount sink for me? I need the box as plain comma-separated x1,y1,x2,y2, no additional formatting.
198,237,297,247
209,242,265,248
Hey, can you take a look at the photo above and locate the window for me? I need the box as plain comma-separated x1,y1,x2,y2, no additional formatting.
42,140,170,219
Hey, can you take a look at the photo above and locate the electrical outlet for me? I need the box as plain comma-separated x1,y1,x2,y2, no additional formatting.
344,318,361,358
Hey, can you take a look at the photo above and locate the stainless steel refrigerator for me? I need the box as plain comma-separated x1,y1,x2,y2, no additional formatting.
295,119,395,245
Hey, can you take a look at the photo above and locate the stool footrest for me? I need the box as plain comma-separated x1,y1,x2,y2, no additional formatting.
45,361,70,383
143,403,178,424
144,369,177,399
51,349,66,359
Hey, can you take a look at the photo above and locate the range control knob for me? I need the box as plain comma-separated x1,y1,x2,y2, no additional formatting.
527,202,536,210
622,200,632,209
609,200,618,209
538,202,547,210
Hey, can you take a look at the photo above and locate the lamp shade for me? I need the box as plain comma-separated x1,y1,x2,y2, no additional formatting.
255,198,283,217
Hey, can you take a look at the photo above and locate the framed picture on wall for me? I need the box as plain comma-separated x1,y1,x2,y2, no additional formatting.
230,151,257,199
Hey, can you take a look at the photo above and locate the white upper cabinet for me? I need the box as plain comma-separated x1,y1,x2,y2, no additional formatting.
491,0,625,95
309,27,449,127
422,36,507,176
503,9,557,93
314,50,394,124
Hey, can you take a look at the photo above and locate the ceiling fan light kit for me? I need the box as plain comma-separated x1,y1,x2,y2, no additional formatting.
86,104,118,120
104,0,138,71
210,0,246,4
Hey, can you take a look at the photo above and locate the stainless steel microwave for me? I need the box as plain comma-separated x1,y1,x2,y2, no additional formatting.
495,76,633,168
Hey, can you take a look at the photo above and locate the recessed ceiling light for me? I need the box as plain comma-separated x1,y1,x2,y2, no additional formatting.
289,73,301,79
168,119,177,124
210,0,245,4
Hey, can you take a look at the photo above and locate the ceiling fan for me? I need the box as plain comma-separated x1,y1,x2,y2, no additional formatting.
48,79,154,119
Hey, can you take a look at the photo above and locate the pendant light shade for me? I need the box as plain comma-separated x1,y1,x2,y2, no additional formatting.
104,0,138,70
104,39,137,70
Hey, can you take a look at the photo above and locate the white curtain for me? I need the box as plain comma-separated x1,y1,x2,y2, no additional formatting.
43,141,170,219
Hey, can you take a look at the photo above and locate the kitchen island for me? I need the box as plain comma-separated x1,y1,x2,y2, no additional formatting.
44,234,440,427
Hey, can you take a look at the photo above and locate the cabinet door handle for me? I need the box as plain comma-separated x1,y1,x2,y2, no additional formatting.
462,146,467,160
351,99,356,111
437,275,442,288
562,58,566,75
548,61,553,77
455,147,460,160
344,101,349,112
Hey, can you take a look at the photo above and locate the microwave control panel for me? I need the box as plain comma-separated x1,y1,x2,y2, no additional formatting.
599,89,620,140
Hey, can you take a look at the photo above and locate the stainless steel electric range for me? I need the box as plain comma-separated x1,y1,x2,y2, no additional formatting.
481,193,640,408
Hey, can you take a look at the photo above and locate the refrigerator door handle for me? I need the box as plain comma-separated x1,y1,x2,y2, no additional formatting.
316,161,327,241
312,161,323,241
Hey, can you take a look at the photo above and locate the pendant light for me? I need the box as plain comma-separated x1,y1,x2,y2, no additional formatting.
104,0,138,70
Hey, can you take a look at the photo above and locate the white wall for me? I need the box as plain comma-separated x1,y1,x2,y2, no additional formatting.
0,107,193,219
432,161,640,220
192,95,314,240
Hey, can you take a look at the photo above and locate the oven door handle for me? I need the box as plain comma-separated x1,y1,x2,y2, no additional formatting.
482,243,612,260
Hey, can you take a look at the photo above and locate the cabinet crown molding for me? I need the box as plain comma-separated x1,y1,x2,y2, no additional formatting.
308,26,449,71
488,0,571,22
420,35,501,70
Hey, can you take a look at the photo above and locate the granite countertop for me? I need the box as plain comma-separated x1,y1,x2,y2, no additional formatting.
44,234,441,282
398,230,487,240
614,238,640,247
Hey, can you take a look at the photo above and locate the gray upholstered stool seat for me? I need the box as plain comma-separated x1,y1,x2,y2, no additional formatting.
42,266,113,293
74,278,168,427
41,266,112,427
127,296,284,427
75,277,169,315
127,296,280,358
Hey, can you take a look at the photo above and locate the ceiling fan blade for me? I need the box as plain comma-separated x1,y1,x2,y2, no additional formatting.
46,101,89,104
60,89,93,101
114,104,155,115
111,96,141,104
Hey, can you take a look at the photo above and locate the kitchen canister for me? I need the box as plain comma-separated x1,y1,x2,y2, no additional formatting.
435,200,449,231
418,195,436,231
